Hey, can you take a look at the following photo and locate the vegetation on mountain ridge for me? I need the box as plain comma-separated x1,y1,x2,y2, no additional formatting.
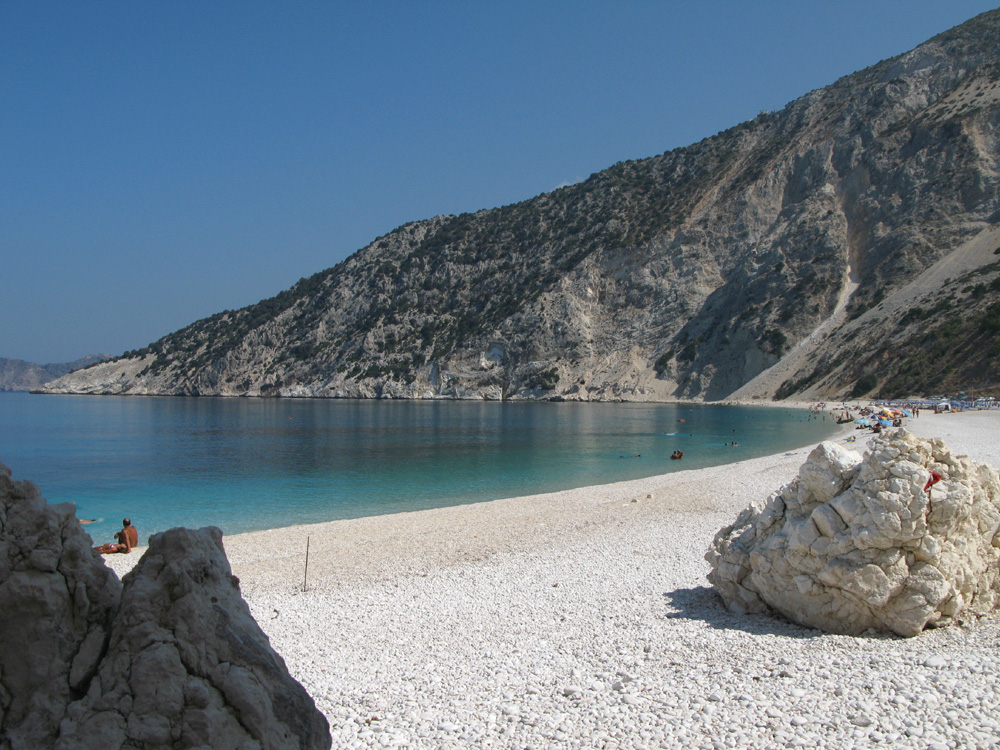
48,8,1000,402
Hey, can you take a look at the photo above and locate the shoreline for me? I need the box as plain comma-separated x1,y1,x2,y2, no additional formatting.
100,409,1000,748
229,419,855,585
97,398,837,559
5,391,837,541
104,402,844,584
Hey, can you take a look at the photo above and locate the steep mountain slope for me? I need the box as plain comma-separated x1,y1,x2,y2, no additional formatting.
44,10,1000,402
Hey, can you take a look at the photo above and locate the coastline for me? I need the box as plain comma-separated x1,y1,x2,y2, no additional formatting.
104,401,844,586
101,409,1000,748
4,392,837,540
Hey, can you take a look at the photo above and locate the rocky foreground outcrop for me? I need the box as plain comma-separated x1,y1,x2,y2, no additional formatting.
706,430,1000,637
0,461,330,750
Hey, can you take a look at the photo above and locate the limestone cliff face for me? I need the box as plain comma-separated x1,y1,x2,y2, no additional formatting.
44,10,1000,402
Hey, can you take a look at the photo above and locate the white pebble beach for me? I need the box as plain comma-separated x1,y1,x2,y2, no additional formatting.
103,408,1000,749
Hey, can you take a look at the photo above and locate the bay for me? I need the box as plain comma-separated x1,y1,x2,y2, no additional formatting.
0,392,837,543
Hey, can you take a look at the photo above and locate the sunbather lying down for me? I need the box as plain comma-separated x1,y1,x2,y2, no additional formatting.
95,518,138,554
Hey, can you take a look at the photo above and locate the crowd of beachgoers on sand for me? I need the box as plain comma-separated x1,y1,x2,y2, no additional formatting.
816,396,1000,439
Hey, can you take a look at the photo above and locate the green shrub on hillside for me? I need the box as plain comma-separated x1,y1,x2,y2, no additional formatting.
851,373,878,398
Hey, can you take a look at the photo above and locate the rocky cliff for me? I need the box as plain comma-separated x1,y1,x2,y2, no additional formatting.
0,355,108,391
43,10,1000,402
0,461,331,750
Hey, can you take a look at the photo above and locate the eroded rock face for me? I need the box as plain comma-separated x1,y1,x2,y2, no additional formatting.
0,463,120,749
706,430,1000,636
0,461,330,750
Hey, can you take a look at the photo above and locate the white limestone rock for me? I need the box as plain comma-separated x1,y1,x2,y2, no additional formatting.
706,430,1000,636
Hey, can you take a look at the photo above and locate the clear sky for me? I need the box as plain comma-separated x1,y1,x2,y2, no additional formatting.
3,1,997,364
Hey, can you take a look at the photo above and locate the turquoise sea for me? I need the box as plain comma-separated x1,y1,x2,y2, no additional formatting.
0,393,837,544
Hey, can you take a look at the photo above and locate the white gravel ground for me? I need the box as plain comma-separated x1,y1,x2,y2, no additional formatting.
104,408,1000,749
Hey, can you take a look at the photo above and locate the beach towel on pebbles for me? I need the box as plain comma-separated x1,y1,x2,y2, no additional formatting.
706,429,1000,637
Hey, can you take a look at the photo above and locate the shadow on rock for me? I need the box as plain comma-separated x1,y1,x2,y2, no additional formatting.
0,459,331,750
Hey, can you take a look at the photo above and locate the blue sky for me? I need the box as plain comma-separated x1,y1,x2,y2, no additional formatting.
3,1,997,364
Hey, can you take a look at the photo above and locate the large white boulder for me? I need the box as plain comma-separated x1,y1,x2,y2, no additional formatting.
706,430,1000,636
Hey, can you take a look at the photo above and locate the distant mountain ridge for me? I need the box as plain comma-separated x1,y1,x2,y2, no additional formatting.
44,9,1000,402
0,355,109,392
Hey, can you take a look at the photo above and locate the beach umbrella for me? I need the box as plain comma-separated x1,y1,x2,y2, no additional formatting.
901,409,913,418
854,418,872,426
878,418,892,426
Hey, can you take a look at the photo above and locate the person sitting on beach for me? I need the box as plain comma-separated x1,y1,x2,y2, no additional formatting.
94,518,138,555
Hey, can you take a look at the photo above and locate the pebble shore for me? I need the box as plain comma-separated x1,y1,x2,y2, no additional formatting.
105,409,1000,749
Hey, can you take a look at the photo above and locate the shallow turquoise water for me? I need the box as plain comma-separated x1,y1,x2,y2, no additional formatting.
0,393,837,543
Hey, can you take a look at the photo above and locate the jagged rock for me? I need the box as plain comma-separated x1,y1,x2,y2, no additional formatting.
57,526,330,749
0,461,331,750
0,462,120,750
706,430,1000,636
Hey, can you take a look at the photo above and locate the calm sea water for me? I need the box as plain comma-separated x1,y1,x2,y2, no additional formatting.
0,393,837,543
